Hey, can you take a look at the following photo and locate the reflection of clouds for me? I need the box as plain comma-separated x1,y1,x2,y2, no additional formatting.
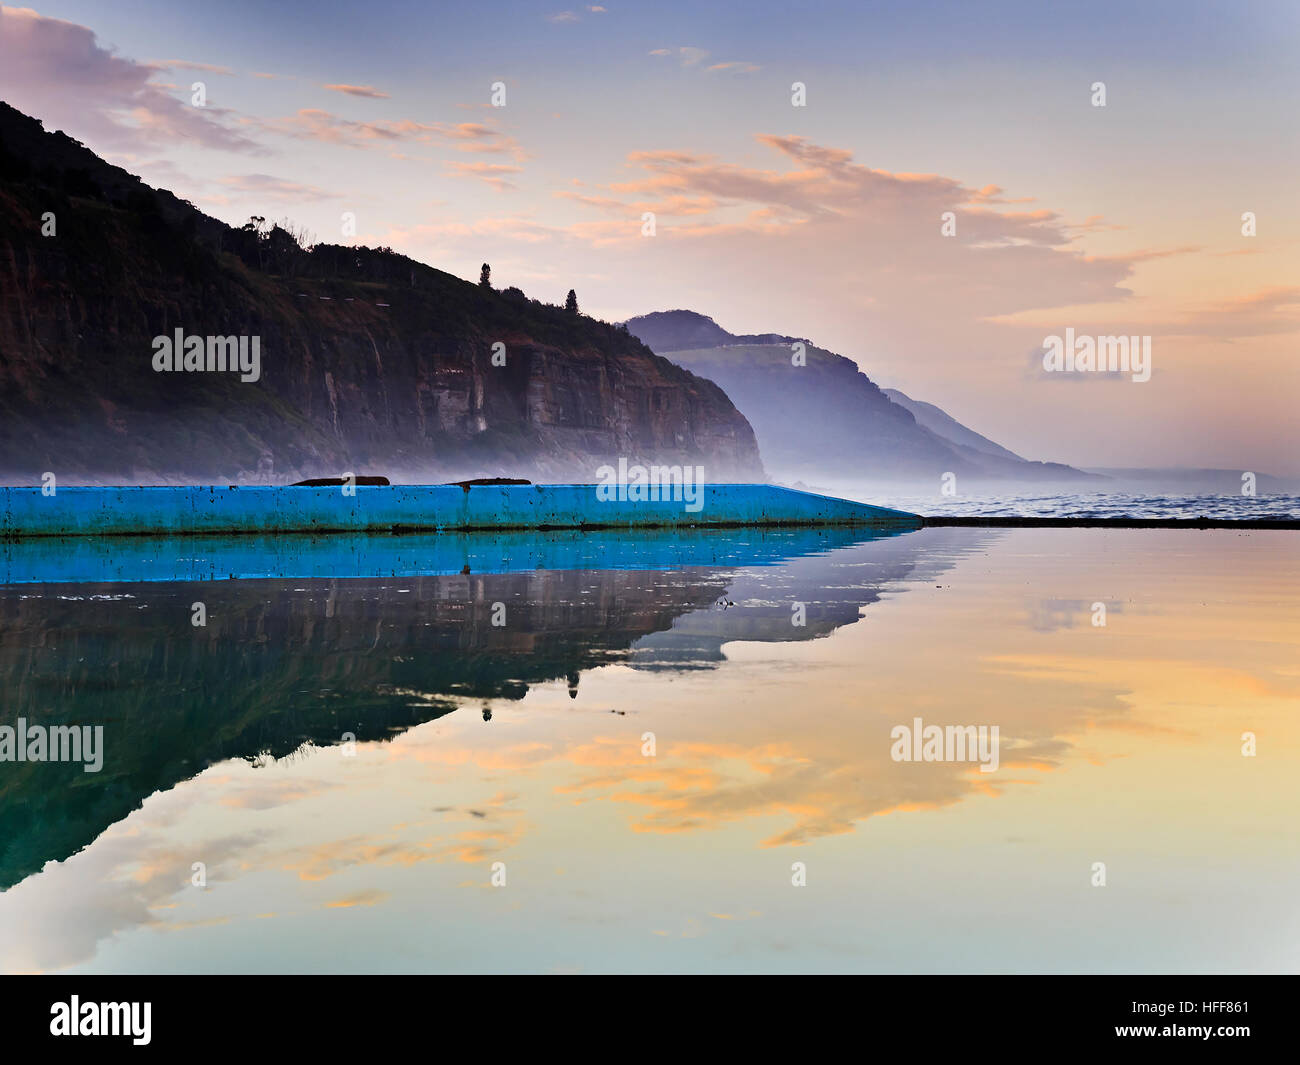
217,775,343,810
529,646,1145,845
160,916,232,931
381,737,558,771
279,836,437,882
269,784,527,881
286,581,1290,860
1026,598,1124,633
323,890,389,909
0,757,524,973
442,580,1297,848
0,823,268,974
275,809,526,881
559,742,1013,846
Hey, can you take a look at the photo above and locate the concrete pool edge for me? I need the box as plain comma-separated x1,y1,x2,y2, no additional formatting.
0,483,923,539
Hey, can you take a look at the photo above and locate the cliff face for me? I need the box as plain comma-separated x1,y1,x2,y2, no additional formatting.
0,104,763,484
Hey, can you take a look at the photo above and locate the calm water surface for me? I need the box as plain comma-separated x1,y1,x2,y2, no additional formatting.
0,526,1296,973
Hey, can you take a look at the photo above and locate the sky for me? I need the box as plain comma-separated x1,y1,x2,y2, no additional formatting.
1,0,1297,474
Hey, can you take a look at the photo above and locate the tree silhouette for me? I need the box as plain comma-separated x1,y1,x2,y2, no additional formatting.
479,263,491,289
565,289,578,315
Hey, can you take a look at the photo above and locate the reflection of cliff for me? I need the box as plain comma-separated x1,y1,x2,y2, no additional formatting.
630,526,992,666
0,568,733,889
0,527,986,890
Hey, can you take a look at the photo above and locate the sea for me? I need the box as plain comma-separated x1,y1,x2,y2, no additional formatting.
859,490,1300,521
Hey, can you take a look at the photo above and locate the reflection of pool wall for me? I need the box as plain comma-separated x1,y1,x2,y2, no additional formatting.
0,525,907,585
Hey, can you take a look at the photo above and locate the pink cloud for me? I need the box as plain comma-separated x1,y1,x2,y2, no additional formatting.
443,160,524,191
150,58,235,75
217,173,338,201
322,83,390,99
262,109,526,160
650,46,710,66
1164,286,1300,338
0,6,258,152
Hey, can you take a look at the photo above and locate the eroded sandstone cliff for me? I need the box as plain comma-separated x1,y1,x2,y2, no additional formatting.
0,103,763,484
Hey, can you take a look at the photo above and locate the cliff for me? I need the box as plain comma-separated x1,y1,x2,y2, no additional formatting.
881,388,1025,463
0,103,763,484
626,309,1095,486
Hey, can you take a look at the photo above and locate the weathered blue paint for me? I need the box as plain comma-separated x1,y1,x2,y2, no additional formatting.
0,525,909,585
0,484,920,539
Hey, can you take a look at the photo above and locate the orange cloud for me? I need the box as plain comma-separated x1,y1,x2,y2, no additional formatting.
444,160,525,191
323,890,389,909
217,173,338,202
323,83,390,99
262,109,526,160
